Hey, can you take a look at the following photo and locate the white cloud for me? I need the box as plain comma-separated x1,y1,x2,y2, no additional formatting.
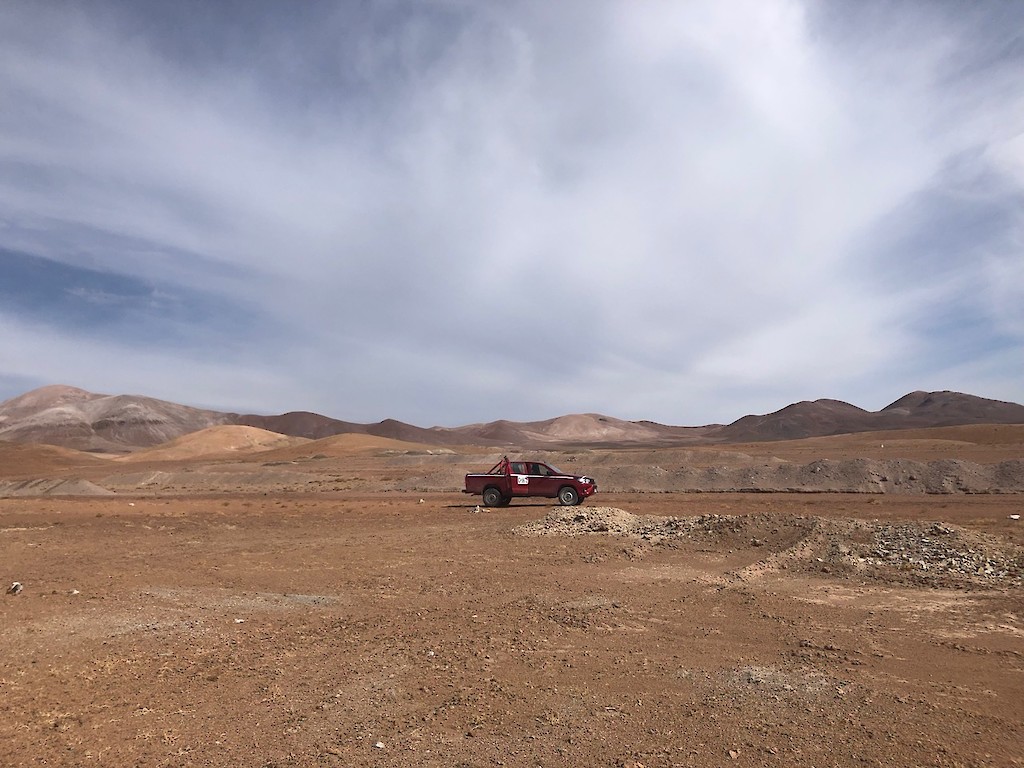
0,311,294,412
0,0,1021,424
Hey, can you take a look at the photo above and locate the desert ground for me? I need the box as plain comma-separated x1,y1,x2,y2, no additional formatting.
1,429,1022,767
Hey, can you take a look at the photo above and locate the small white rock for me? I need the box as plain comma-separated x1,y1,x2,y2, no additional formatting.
374,741,385,749
1010,514,1021,521
7,582,23,595
234,618,246,624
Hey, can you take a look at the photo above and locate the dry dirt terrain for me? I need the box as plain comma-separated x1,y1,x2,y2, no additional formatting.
1,431,1023,767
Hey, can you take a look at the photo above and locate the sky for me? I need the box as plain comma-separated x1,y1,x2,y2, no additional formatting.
1,0,1022,427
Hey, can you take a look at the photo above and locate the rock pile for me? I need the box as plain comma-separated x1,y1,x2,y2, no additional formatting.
516,508,1024,587
514,507,643,537
861,522,1024,584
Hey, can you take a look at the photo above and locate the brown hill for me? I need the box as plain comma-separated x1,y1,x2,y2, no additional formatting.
0,386,229,452
4,385,1023,451
879,390,1024,425
0,440,108,479
120,425,309,462
233,411,368,440
713,399,871,442
371,418,472,446
0,384,101,419
232,412,484,446
448,413,712,446
713,391,1024,443
253,432,449,462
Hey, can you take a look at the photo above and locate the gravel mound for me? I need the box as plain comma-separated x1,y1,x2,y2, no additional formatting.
514,507,643,537
515,508,815,546
516,508,1024,587
861,522,1023,583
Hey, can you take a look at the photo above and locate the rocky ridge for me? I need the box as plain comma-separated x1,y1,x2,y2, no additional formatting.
594,458,1024,494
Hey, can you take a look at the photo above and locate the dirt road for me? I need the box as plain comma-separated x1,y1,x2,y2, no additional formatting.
2,492,1021,767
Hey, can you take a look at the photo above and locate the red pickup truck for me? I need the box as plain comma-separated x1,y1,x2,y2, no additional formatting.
464,456,598,507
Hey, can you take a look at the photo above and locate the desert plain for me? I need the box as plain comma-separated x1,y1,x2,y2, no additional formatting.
1,425,1023,767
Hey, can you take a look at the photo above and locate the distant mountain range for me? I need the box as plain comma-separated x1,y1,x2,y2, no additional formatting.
1,384,1023,453
713,391,1024,442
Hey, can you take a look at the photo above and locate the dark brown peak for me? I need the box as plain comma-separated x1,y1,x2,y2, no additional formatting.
507,414,560,430
233,412,365,440
466,420,528,443
883,390,1024,417
716,398,878,443
368,419,421,439
883,390,969,410
473,419,519,433
918,392,964,409
367,419,496,447
632,418,713,429
774,399,865,415
374,418,410,428
715,390,1024,443
881,393,915,410
258,410,332,418
880,392,928,415
813,398,869,411
538,413,609,425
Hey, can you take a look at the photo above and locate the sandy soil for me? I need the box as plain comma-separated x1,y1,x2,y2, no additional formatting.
1,430,1023,767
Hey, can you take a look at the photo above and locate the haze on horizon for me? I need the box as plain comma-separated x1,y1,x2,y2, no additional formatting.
1,0,1022,427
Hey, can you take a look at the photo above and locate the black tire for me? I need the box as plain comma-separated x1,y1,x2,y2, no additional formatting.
557,486,579,506
482,487,503,507
498,496,512,507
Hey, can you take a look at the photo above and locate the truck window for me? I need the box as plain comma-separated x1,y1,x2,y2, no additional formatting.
511,462,527,474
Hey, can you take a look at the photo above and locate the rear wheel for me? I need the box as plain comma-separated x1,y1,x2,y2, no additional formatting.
482,487,503,507
558,486,579,506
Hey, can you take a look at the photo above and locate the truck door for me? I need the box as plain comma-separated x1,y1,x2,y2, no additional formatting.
509,462,531,496
528,462,560,495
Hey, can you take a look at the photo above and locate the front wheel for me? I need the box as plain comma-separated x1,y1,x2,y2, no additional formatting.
482,487,503,507
557,486,579,506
